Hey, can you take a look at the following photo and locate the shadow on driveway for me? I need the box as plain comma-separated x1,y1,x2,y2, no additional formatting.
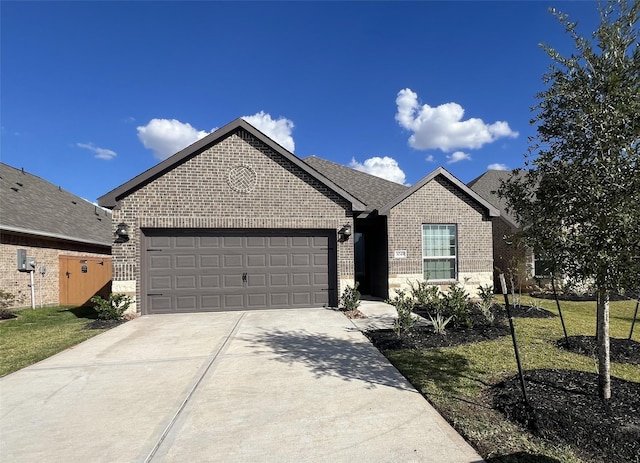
245,328,415,391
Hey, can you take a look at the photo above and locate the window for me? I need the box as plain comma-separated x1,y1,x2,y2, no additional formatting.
422,224,457,280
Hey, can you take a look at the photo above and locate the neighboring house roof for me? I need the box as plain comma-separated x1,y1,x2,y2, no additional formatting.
0,163,112,246
303,156,408,211
379,167,501,217
98,118,367,212
467,169,519,228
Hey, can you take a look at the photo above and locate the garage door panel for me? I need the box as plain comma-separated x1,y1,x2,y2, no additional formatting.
200,255,220,268
176,255,197,268
176,276,197,289
144,230,334,313
200,275,220,288
247,254,266,267
224,274,244,288
223,254,243,267
224,294,244,309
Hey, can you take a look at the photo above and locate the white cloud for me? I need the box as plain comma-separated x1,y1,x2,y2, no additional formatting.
349,156,407,184
77,142,117,160
425,154,435,162
446,151,472,164
395,88,518,152
137,119,210,160
242,111,295,152
488,163,509,170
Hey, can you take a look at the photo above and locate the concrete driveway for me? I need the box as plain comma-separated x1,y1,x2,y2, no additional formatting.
0,308,483,463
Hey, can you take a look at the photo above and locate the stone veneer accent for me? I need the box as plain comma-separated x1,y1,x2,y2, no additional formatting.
386,176,494,298
112,129,354,313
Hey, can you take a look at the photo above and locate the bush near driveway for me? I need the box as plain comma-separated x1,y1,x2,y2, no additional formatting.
0,306,111,377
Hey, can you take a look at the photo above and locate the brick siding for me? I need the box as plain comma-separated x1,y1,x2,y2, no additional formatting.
112,129,354,312
386,176,494,296
0,232,110,308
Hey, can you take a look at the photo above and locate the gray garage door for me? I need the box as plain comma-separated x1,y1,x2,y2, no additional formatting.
143,229,336,314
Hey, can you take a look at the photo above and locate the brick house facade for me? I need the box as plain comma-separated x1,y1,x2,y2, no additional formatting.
100,119,499,314
0,163,112,309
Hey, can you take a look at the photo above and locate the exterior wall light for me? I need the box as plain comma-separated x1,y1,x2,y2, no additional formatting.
339,224,352,241
115,223,130,242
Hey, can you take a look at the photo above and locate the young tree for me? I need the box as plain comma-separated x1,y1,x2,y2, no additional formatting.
499,0,640,401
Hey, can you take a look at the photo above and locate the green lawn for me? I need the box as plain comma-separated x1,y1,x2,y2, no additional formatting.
383,295,640,463
0,306,108,377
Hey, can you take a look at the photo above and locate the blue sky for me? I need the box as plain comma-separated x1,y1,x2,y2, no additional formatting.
1,1,600,204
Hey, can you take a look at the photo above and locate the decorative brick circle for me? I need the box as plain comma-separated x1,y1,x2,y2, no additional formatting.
227,165,258,193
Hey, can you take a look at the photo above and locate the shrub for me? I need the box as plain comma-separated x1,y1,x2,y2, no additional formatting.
340,283,361,312
443,281,472,328
0,308,16,320
408,280,442,313
90,293,134,320
0,290,15,309
476,284,495,324
386,289,416,336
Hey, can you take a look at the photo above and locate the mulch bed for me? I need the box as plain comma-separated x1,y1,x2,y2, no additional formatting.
366,304,557,350
84,319,128,330
556,335,640,365
493,369,640,463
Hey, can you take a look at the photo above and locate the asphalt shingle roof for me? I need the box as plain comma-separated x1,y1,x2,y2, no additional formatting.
467,169,520,227
303,156,409,211
0,163,112,246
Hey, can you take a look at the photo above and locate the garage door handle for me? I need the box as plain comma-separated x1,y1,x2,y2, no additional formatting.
148,293,163,296
242,273,247,282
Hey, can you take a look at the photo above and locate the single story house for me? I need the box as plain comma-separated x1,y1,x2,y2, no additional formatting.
98,118,499,314
0,163,112,309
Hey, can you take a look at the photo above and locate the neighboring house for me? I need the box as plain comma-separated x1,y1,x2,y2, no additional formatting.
98,118,499,315
467,169,536,287
0,163,112,309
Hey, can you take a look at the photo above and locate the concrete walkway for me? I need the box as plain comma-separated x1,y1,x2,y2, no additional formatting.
1,307,483,463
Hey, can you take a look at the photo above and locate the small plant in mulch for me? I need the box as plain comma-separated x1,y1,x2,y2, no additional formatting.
339,283,365,319
86,293,134,329
386,289,417,336
0,308,17,320
556,335,640,365
493,369,640,463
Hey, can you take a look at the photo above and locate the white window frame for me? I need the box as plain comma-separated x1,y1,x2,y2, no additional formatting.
422,224,458,281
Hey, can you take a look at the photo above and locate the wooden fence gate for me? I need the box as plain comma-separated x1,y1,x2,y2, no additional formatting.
59,256,112,306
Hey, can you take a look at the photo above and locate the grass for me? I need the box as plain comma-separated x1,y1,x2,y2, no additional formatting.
0,305,108,377
382,295,640,463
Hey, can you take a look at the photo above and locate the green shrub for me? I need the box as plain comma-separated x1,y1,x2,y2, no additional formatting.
0,290,15,309
443,282,472,328
90,293,134,320
340,283,361,312
408,280,442,313
386,289,416,336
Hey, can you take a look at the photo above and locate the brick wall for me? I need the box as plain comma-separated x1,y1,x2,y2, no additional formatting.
112,129,354,313
386,175,494,297
0,232,111,309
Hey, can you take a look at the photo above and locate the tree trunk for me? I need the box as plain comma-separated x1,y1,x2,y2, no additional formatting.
597,286,611,400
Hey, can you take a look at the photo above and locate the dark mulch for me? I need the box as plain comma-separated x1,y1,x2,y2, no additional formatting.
367,306,510,350
366,304,557,350
556,335,640,365
84,319,128,330
494,369,640,463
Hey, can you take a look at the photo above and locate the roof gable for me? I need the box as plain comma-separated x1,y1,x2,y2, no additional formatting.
98,119,366,211
303,156,408,211
0,163,112,246
379,167,500,217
